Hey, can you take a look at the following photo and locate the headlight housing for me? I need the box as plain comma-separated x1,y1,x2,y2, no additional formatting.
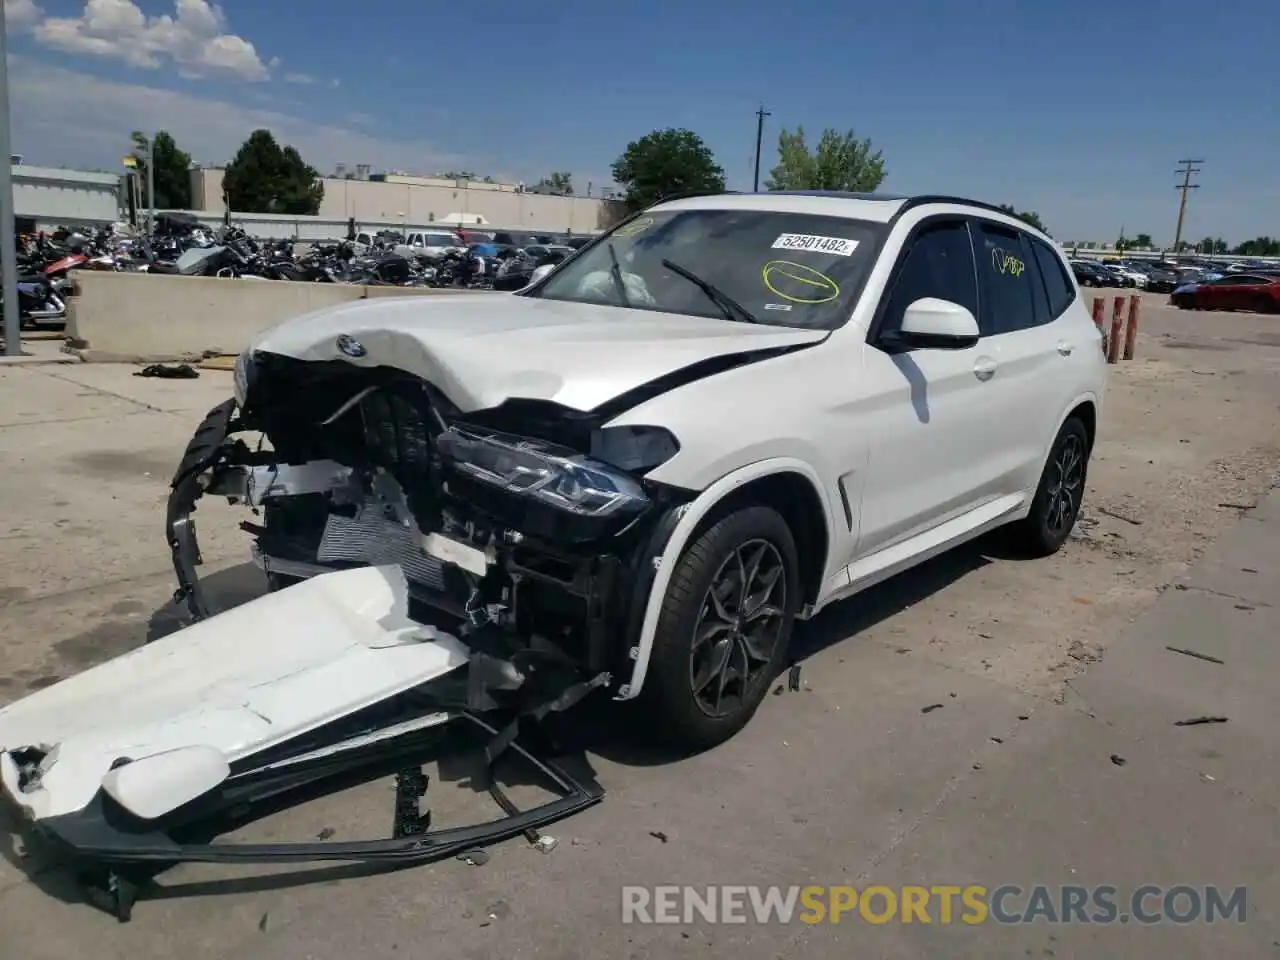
438,425,651,519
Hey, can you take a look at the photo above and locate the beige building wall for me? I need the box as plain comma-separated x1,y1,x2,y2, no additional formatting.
189,168,623,234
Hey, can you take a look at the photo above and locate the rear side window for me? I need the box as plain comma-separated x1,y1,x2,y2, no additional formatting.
973,223,1037,335
879,220,978,335
1030,237,1075,317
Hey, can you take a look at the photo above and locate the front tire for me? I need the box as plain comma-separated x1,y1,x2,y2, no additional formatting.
640,505,800,750
1008,417,1091,557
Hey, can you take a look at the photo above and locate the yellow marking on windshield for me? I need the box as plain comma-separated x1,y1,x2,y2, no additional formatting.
612,216,654,239
762,260,841,304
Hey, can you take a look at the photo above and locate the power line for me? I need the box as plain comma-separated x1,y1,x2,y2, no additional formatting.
752,104,771,193
1172,158,1203,254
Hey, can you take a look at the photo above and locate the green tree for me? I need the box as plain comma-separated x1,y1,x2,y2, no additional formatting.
1133,232,1153,248
222,129,323,215
1233,236,1279,256
611,128,726,212
536,171,574,195
997,204,1047,233
764,126,886,192
130,130,192,210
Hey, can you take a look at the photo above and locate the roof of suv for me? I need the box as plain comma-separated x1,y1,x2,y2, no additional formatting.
652,190,1032,229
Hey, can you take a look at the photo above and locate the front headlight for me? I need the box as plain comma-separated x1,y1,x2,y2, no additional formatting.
438,425,650,518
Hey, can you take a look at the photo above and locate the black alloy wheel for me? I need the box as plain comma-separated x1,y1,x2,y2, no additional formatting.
1008,417,1091,557
640,505,800,750
689,538,788,719
1044,431,1086,540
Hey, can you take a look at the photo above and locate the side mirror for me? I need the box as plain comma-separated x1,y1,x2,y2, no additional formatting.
882,297,980,352
530,263,556,284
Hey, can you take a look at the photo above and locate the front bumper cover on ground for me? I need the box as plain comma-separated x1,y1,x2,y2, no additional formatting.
17,708,604,922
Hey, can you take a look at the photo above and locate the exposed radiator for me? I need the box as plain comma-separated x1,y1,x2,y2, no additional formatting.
317,507,446,592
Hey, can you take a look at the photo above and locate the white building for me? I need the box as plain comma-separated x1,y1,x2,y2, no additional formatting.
10,164,122,232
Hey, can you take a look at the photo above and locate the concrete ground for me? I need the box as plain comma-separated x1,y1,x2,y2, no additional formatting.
1,298,1278,957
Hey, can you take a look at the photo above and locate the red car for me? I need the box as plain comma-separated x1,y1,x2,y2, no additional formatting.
1171,273,1280,313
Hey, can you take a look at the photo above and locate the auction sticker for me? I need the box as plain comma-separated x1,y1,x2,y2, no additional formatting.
771,233,859,256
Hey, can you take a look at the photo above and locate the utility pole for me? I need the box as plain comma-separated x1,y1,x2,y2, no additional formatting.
1172,158,1202,256
752,104,771,193
1,7,21,356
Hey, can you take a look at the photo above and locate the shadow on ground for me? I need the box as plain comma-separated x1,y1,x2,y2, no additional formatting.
146,563,273,643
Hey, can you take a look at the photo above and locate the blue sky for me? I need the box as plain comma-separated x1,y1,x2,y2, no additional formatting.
6,0,1278,243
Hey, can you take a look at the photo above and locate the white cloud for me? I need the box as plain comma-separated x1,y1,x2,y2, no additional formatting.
283,71,315,85
7,56,472,177
32,0,270,81
4,0,43,29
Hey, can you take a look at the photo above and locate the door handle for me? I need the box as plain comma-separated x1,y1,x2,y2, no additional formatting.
973,357,998,381
1057,340,1074,356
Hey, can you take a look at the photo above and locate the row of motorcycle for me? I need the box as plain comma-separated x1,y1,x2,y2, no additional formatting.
4,212,567,331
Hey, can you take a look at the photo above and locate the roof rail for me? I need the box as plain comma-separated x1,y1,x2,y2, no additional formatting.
898,195,1019,218
895,195,1054,237
766,190,909,202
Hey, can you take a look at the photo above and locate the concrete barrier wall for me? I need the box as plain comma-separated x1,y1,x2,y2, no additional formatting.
66,272,487,362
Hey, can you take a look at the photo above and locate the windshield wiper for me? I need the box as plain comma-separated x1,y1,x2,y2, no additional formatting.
606,242,630,306
661,258,761,324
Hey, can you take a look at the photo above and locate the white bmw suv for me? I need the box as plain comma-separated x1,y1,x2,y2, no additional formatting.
168,191,1107,750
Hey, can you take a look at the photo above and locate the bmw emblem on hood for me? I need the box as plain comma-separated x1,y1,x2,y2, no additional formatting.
336,334,367,358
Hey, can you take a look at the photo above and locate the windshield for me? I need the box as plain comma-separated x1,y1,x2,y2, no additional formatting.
529,208,887,329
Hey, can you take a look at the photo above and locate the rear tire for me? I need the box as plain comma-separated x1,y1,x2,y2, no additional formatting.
1007,417,1091,558
640,505,800,751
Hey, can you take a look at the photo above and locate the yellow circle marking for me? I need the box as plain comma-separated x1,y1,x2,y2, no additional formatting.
762,260,841,304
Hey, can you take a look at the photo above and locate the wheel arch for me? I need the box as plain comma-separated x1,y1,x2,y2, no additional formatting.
618,458,839,701
1067,396,1098,453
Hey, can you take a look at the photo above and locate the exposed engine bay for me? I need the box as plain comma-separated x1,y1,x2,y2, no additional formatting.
169,352,693,703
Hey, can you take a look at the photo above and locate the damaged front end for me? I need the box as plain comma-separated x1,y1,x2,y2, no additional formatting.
167,351,691,701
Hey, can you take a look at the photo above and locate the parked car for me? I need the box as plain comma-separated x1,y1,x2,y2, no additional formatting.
492,231,556,247
394,230,465,261
1140,265,1179,294
1069,259,1111,287
165,192,1106,750
1102,261,1148,289
1095,263,1136,288
1170,273,1280,313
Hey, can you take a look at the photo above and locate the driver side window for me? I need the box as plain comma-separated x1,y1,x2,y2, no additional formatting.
880,220,979,336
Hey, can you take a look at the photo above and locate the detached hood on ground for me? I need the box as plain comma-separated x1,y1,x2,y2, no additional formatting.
248,294,827,414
